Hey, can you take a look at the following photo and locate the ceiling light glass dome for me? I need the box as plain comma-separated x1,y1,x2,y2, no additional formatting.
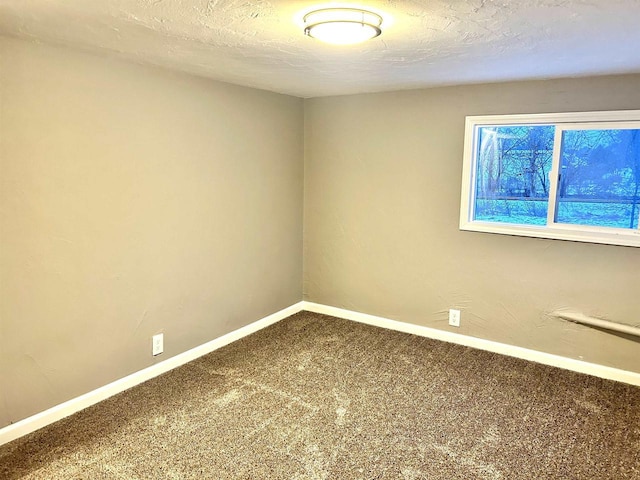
304,8,383,45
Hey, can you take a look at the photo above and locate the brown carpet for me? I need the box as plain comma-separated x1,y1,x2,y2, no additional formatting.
1,311,639,479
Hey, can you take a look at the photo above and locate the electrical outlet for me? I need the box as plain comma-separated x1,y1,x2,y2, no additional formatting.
448,309,461,327
152,333,164,356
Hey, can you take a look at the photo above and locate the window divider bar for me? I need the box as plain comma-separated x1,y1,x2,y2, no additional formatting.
547,126,563,226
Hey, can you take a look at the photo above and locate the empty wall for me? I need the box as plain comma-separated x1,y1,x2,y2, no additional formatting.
0,36,304,427
304,75,640,373
2,33,639,431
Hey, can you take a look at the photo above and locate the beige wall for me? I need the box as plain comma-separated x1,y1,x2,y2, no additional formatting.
2,34,639,430
304,75,640,373
0,36,303,427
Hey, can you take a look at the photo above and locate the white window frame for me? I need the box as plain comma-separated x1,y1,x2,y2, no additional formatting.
459,110,640,248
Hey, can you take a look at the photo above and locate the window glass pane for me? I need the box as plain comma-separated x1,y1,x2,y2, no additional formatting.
556,129,640,230
473,125,555,225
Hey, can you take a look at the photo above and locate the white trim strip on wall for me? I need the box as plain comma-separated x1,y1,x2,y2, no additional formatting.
552,310,640,338
301,302,640,387
0,302,305,447
3,300,639,447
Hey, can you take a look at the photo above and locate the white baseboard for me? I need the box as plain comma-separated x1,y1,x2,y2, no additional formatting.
301,301,640,387
0,301,305,447
3,300,638,447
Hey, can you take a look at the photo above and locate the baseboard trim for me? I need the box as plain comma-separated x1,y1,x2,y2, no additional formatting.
4,300,638,446
0,301,305,447
301,301,640,387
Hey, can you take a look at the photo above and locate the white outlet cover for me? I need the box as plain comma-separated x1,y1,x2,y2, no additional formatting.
448,309,461,327
152,333,164,356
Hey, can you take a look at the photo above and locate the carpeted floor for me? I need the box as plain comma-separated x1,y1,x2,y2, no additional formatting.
1,311,639,479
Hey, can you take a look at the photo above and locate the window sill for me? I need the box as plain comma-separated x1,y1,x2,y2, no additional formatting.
459,221,640,248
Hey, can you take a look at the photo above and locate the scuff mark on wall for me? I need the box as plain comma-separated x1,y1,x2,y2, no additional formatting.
22,353,57,401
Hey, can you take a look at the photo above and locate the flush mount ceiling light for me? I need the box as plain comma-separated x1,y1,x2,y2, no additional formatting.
303,8,383,45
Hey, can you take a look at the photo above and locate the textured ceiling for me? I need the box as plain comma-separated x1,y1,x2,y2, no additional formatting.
1,1,640,98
